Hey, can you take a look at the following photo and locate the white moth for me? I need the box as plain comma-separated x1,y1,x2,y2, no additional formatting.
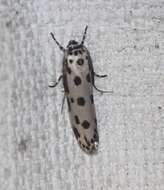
50,26,109,154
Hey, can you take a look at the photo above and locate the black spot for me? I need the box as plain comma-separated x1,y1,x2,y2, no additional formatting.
69,59,73,64
94,134,98,141
74,115,80,124
85,146,90,150
79,50,82,54
86,73,91,83
73,127,80,139
94,129,99,141
90,94,94,104
77,58,84,66
67,67,71,74
86,56,88,60
74,51,78,56
67,98,71,112
81,120,90,129
69,51,73,55
77,97,85,106
70,98,74,103
91,138,94,143
74,76,82,86
82,144,85,148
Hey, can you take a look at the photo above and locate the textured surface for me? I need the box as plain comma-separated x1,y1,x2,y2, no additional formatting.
0,0,164,190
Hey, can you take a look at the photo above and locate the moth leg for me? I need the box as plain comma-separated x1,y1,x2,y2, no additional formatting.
49,75,63,88
94,72,107,78
93,72,113,93
61,94,66,113
93,84,112,94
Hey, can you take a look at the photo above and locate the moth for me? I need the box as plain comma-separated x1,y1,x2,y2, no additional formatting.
50,26,109,154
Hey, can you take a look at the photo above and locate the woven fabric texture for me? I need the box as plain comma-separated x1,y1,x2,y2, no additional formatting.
0,0,164,190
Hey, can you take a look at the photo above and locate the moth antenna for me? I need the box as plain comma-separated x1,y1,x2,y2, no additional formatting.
50,32,65,52
81,25,88,45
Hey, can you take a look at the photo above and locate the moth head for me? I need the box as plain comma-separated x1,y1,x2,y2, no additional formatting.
50,26,88,52
67,40,79,49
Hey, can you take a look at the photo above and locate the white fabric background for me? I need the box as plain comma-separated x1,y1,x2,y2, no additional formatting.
0,0,164,190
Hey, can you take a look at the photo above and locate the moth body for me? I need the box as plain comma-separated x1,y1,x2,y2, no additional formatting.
50,26,108,154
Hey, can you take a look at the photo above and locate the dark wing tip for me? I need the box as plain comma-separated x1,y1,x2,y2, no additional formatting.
78,141,99,155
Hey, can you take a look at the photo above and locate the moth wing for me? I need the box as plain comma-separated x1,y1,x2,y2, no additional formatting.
65,50,98,153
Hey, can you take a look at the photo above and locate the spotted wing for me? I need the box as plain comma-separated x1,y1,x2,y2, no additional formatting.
64,49,99,154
